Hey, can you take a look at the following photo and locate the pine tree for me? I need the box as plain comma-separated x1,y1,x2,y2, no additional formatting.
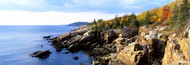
112,18,120,29
143,11,151,25
127,13,140,27
92,19,98,32
177,0,189,24
122,20,127,28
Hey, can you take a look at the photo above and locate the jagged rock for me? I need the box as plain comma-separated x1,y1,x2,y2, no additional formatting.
80,35,93,43
179,38,190,61
43,35,52,38
184,32,189,38
83,31,94,36
172,60,190,65
113,38,128,53
57,33,71,42
71,25,90,32
140,36,160,46
61,35,83,50
117,42,145,65
92,61,100,65
73,56,78,60
140,32,146,37
70,29,88,37
159,26,166,31
184,28,190,38
162,40,185,65
120,26,130,38
138,33,166,64
56,48,62,52
168,33,177,40
114,29,123,37
89,48,113,56
149,30,157,35
157,34,163,39
30,50,51,58
107,53,117,64
104,30,117,43
62,52,70,54
80,31,94,43
139,25,150,32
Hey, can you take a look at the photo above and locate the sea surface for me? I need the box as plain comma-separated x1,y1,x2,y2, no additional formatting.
0,25,92,65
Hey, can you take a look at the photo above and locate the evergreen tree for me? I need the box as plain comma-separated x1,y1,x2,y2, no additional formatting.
97,19,103,23
127,13,140,27
122,20,127,27
143,11,151,25
97,19,104,32
177,0,189,24
112,18,120,29
92,19,98,32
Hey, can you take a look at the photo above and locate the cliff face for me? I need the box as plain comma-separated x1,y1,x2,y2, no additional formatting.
162,37,190,65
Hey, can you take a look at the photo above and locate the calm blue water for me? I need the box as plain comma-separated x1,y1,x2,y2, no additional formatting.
0,25,92,65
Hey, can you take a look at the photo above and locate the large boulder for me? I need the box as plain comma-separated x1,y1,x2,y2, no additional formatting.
57,33,71,42
114,29,123,37
139,25,150,33
120,26,139,38
43,35,52,38
117,42,146,65
30,50,51,58
80,31,95,43
70,25,90,37
80,35,93,43
70,29,87,37
113,38,128,53
120,26,130,38
179,38,190,61
62,35,83,50
104,30,117,43
83,31,94,36
162,39,185,65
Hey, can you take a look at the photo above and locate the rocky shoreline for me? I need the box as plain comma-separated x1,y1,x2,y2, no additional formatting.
31,25,190,65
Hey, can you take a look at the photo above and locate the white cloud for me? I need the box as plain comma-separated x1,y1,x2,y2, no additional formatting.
0,0,45,6
121,0,139,5
0,0,174,13
0,10,126,25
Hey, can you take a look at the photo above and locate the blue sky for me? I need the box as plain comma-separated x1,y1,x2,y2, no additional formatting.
0,0,174,25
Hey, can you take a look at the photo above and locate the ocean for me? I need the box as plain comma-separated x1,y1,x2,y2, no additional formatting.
0,25,92,65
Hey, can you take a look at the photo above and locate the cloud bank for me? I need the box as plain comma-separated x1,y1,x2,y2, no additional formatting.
0,0,174,25
0,0,174,13
0,10,125,25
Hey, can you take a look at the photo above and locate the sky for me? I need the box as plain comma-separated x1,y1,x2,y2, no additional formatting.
0,0,174,25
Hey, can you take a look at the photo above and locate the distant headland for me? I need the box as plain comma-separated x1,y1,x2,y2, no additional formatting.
67,22,89,26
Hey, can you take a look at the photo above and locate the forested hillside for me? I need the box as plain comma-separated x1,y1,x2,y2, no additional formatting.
90,0,189,34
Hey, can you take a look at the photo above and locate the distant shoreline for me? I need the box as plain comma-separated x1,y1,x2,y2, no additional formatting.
67,22,89,26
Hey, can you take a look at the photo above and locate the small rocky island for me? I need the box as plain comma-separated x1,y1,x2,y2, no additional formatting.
30,50,51,58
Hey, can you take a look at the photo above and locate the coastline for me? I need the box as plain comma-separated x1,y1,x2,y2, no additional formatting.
45,24,190,65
